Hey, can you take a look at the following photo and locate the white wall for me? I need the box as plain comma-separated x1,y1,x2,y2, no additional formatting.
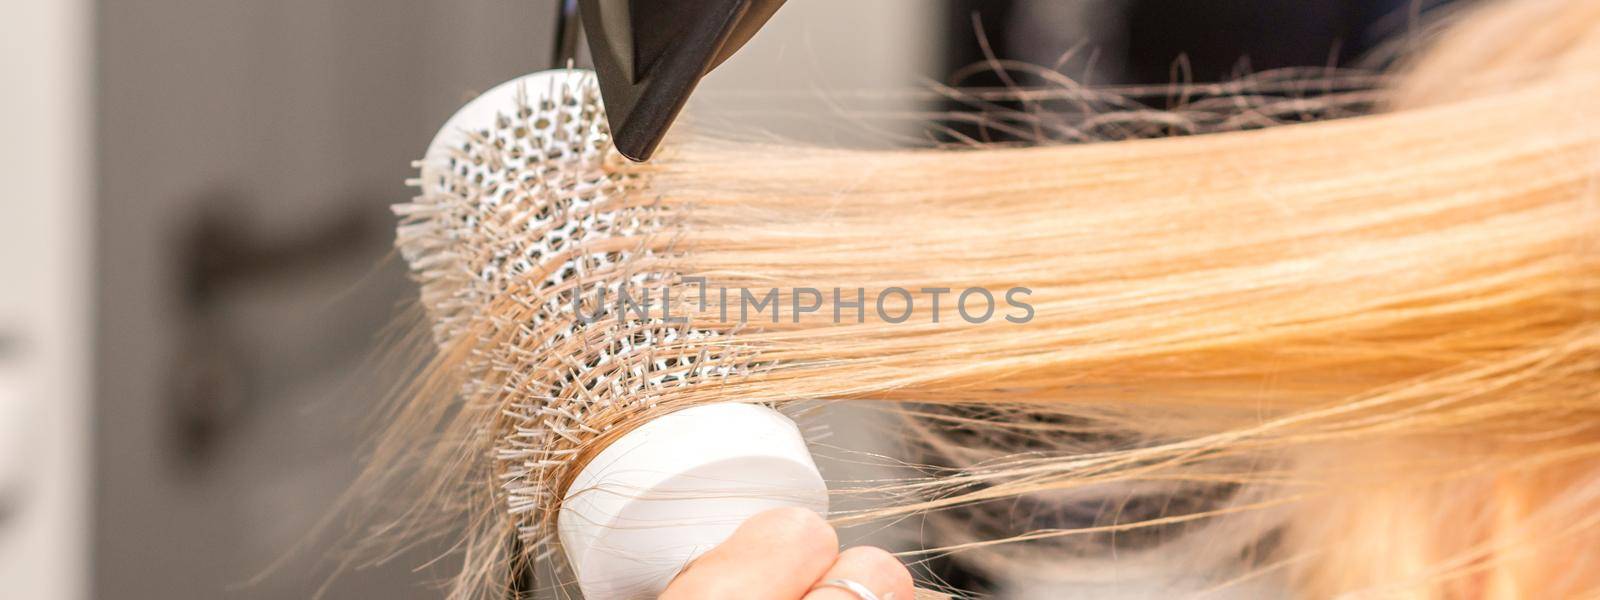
0,0,93,598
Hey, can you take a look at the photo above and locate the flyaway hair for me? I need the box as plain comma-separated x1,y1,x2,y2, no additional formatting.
365,0,1600,597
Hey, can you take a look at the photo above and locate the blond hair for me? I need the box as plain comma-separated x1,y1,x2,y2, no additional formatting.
373,0,1600,597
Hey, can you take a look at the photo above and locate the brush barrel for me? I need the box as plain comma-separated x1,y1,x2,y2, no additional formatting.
557,403,830,600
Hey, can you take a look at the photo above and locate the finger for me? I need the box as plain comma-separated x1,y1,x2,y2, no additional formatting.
660,507,839,600
802,546,915,600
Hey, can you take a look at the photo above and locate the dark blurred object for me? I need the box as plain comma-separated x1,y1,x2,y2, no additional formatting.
934,0,1455,143
1119,0,1412,82
552,0,582,68
943,0,1439,84
166,195,381,471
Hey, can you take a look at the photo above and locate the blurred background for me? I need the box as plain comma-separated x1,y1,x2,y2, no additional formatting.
2,0,1432,598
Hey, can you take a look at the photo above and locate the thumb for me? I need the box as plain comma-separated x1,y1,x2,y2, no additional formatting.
660,507,839,600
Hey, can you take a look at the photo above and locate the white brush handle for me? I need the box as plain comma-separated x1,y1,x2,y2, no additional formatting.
558,403,829,600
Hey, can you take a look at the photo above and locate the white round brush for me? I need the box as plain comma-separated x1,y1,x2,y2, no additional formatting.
410,69,828,599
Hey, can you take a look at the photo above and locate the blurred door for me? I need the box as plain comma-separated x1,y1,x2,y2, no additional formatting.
96,1,546,597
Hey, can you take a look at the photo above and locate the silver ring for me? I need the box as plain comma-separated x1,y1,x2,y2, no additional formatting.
810,577,883,600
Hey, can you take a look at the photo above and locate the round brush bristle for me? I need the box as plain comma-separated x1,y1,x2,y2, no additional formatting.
393,69,747,550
